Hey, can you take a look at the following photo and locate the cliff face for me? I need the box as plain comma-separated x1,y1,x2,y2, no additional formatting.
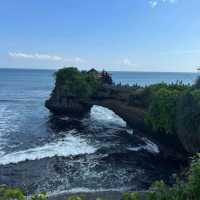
45,84,91,116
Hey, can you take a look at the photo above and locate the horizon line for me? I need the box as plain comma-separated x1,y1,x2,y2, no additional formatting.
0,67,198,74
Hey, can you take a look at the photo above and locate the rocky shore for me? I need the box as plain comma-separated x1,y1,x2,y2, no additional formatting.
48,190,124,200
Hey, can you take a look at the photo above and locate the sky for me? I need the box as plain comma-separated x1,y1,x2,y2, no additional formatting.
0,0,200,72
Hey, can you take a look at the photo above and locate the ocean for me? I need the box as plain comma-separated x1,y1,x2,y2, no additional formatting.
0,68,198,195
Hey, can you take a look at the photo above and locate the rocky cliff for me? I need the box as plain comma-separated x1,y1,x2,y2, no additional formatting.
45,67,190,161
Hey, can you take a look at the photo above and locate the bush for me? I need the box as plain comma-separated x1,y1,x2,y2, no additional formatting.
0,187,47,200
145,82,191,135
31,192,47,200
145,87,180,134
122,192,140,200
54,67,101,99
0,187,25,200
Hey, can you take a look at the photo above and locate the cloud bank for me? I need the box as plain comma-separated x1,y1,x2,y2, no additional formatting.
8,52,85,64
9,52,63,61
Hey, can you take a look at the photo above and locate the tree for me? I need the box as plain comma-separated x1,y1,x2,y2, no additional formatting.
145,87,179,134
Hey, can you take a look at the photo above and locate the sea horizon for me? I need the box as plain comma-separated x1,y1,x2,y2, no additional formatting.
0,67,198,74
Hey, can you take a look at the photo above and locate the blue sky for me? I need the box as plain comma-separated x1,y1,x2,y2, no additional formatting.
0,0,199,72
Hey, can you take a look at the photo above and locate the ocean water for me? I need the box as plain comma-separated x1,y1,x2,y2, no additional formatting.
0,69,198,194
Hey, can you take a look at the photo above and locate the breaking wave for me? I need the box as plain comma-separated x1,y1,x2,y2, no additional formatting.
127,137,159,154
90,105,126,127
0,132,97,165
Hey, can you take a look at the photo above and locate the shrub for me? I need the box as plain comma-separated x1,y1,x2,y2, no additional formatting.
186,155,200,199
128,88,151,108
31,192,47,200
54,67,101,99
66,195,84,200
0,187,25,200
0,187,48,200
122,192,140,200
145,87,180,134
176,89,200,152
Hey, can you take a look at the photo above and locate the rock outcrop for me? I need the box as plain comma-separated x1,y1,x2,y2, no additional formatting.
45,67,189,161
45,84,91,116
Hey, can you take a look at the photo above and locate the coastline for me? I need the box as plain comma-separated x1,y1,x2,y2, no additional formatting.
48,190,124,200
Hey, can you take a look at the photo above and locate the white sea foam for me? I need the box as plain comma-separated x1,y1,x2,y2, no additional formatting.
90,105,126,127
0,105,10,153
0,132,97,165
48,186,132,197
128,137,159,154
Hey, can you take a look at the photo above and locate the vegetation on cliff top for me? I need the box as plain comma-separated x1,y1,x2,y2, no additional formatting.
144,79,200,153
54,67,112,99
54,67,100,99
144,82,190,134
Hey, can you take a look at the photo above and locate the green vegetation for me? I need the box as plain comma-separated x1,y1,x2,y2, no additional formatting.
66,196,85,200
145,83,189,134
145,82,189,134
0,187,47,200
31,192,47,200
0,187,25,200
145,87,179,134
54,67,101,99
142,79,200,152
54,67,112,100
122,154,200,200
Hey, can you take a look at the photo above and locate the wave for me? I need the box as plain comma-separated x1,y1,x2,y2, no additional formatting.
0,131,97,165
127,137,159,154
90,105,126,127
48,186,131,198
0,105,10,151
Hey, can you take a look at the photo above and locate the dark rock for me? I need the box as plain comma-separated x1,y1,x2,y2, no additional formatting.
45,84,91,117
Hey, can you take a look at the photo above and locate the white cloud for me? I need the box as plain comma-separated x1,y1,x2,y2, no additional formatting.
149,1,158,8
149,0,176,8
9,52,63,61
8,52,85,64
122,58,136,67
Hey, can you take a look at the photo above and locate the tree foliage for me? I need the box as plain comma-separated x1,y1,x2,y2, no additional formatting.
54,67,101,99
0,186,47,200
145,83,187,134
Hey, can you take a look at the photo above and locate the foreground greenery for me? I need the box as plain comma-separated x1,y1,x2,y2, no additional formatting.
1,155,200,200
122,154,200,200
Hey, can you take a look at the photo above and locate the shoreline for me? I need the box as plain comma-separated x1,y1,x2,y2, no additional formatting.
48,190,125,200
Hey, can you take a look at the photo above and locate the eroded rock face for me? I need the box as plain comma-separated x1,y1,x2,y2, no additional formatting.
45,84,91,116
45,81,146,131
